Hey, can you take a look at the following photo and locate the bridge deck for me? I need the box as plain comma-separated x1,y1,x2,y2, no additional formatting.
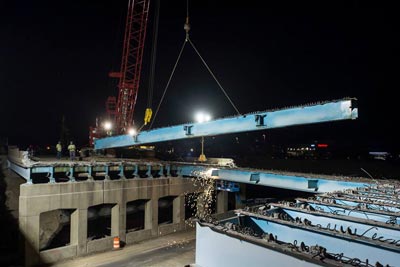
8,147,372,193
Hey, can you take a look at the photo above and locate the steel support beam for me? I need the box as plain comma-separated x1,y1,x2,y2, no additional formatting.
8,160,30,181
296,199,400,224
179,165,369,193
8,157,369,193
243,213,399,266
315,195,400,213
273,205,400,241
95,98,358,149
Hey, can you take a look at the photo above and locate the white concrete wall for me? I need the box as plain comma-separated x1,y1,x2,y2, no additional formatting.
195,223,320,267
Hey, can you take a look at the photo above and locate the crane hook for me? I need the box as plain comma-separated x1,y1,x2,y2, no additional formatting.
184,0,190,41
184,17,190,41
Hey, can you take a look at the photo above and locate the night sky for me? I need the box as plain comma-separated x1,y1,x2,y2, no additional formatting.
0,1,397,152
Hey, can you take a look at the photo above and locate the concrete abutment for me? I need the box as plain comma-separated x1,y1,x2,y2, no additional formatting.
19,177,200,266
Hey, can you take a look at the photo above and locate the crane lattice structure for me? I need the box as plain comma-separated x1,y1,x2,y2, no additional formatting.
90,0,150,146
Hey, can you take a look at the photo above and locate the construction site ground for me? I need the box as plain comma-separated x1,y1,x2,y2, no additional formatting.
47,229,195,267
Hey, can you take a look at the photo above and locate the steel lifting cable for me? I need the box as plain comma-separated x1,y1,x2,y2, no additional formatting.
150,0,241,128
185,0,240,115
149,40,188,129
187,37,241,115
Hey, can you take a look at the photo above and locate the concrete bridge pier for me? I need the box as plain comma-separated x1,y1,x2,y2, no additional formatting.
174,195,185,225
19,215,40,266
236,184,247,209
217,191,228,214
70,209,88,256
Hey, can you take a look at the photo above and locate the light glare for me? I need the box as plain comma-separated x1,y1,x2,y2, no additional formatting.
128,128,136,136
103,121,112,130
195,111,212,123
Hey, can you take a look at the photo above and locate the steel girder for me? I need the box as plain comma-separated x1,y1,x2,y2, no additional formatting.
296,198,400,224
271,204,400,241
241,212,400,266
95,98,358,149
178,165,368,193
8,157,368,193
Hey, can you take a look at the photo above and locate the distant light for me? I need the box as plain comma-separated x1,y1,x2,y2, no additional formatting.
46,146,50,150
310,144,316,147
128,128,136,136
190,148,194,152
317,143,328,148
103,121,112,130
369,152,389,156
195,111,212,123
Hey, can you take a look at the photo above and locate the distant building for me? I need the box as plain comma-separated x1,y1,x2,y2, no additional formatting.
285,142,331,159
368,151,390,161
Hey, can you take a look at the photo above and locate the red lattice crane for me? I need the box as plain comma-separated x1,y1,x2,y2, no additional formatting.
90,0,150,146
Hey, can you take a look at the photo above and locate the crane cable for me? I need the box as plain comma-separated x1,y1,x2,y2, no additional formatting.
144,0,160,126
149,0,241,129
149,40,187,129
187,38,241,116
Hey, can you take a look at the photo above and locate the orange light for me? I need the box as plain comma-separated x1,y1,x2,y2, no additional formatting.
317,144,328,148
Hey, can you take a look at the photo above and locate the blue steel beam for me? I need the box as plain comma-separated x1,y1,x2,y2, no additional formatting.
272,205,400,242
296,199,400,224
335,193,400,205
8,160,31,182
95,98,358,149
179,165,369,193
239,212,400,266
356,190,400,199
9,157,368,193
315,195,400,213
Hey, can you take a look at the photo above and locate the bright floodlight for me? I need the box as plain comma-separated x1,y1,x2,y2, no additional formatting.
128,128,136,136
103,121,112,130
195,111,212,123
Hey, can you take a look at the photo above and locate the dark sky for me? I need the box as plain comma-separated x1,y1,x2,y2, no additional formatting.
0,1,397,151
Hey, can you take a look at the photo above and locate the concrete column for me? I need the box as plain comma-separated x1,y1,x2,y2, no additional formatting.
235,184,247,209
217,191,229,214
145,200,152,230
111,204,120,237
119,203,126,242
173,195,185,224
70,209,87,256
20,215,40,267
151,198,158,235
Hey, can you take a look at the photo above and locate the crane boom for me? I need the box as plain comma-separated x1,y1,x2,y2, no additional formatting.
110,0,150,133
90,0,151,146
